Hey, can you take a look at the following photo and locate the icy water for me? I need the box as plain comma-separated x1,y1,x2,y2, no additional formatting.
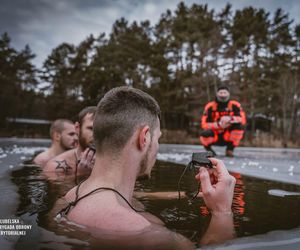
1,139,300,249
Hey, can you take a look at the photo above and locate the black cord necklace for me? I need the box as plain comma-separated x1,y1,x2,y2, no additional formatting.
57,180,144,218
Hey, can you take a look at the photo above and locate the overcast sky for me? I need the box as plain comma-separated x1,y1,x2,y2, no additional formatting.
1,0,300,67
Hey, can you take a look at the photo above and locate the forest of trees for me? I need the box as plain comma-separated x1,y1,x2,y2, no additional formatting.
0,3,299,146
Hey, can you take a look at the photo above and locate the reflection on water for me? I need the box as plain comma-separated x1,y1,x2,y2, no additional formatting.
8,160,300,249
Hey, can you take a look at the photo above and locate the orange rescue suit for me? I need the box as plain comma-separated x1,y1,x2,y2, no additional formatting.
200,100,246,147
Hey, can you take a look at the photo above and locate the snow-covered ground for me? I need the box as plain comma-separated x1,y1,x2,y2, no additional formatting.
0,139,299,185
158,144,300,186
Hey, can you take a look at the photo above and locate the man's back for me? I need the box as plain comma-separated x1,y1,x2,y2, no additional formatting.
54,184,194,250
63,182,151,231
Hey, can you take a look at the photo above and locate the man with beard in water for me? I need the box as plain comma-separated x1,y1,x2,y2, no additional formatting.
44,106,96,176
56,87,236,249
33,119,77,167
200,85,246,157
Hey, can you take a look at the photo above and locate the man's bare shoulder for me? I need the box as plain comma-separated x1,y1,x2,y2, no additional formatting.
64,198,194,249
67,199,151,232
33,150,50,167
63,185,77,201
44,149,76,172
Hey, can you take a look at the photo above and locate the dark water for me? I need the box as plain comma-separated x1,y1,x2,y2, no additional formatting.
8,160,300,249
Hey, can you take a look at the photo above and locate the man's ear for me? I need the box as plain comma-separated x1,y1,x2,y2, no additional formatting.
138,126,150,151
53,131,61,142
75,122,80,135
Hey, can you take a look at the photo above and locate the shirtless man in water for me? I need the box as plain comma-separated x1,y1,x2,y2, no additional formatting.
33,119,77,167
44,106,96,177
58,87,236,249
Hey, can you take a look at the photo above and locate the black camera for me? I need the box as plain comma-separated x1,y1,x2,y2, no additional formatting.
177,151,214,202
88,143,96,153
190,152,213,168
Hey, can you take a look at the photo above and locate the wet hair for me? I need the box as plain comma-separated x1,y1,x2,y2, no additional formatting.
93,86,161,154
50,119,73,138
78,106,96,126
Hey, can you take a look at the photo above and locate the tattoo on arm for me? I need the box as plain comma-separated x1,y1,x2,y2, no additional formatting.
55,160,72,173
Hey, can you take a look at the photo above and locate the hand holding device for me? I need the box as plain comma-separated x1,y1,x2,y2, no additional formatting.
219,116,231,129
195,158,236,214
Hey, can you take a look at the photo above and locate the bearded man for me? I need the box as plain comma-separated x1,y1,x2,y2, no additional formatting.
44,106,96,176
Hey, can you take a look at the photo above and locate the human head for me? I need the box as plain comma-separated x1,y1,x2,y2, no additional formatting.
93,86,161,177
50,119,77,150
216,85,230,103
75,106,97,149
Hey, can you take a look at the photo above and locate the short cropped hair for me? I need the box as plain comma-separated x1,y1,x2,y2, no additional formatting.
78,106,96,126
50,119,73,138
217,84,230,92
93,86,161,153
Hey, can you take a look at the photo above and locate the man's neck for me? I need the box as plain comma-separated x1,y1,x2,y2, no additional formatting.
87,149,140,203
77,144,87,155
48,143,65,158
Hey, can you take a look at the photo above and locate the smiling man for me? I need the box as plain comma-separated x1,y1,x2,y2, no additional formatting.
55,86,236,249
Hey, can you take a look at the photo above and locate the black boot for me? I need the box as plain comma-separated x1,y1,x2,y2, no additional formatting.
226,143,234,157
225,149,234,157
204,146,217,156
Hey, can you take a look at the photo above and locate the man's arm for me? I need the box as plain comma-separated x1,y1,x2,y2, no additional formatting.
200,212,235,245
201,102,220,130
134,191,183,200
195,158,236,246
230,101,247,125
42,153,75,180
44,158,72,173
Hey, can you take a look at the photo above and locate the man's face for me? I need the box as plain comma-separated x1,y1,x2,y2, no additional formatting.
216,89,230,102
78,113,94,149
139,119,161,179
59,123,77,150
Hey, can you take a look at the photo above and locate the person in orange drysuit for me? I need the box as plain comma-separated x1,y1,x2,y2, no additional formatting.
199,85,246,157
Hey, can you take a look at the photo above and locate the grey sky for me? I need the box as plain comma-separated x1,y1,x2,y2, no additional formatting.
1,0,299,67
